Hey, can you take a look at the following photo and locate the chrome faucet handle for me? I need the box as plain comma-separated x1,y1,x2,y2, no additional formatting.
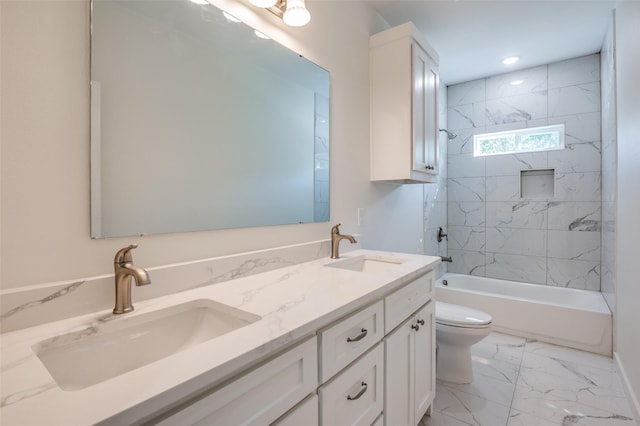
114,244,138,265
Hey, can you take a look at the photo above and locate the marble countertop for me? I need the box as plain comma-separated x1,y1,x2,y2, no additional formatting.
0,249,440,425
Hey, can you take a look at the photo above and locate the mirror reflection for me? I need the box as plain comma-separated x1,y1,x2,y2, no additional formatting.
90,0,330,238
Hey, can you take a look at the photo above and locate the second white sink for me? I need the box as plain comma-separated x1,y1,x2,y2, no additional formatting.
33,299,261,391
327,255,407,274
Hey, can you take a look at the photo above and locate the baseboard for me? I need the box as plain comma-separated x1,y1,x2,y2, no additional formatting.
615,352,640,424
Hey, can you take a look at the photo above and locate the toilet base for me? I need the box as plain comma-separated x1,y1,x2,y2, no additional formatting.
435,323,491,384
436,341,474,383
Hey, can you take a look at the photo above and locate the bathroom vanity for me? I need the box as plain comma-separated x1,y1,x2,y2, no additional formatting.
0,250,439,425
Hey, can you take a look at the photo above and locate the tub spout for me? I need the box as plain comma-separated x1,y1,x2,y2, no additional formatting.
440,256,452,263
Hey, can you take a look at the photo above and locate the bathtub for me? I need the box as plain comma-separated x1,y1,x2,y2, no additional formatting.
435,273,612,356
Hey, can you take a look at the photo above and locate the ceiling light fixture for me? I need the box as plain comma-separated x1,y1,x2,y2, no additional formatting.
502,56,520,65
190,0,209,4
510,79,524,86
250,0,310,27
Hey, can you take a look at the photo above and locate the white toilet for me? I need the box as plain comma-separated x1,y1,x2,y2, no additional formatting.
435,301,492,384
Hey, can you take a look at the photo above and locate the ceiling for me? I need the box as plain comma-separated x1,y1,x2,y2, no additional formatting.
365,0,616,85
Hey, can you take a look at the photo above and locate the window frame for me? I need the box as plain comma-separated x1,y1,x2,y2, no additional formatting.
473,124,565,157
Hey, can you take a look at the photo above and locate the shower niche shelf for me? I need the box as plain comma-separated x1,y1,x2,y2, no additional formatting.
521,169,555,199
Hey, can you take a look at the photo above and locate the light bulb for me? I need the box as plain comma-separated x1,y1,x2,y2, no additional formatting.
249,0,278,7
502,56,520,65
283,0,310,27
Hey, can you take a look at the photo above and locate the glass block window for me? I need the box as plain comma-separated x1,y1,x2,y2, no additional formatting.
473,124,565,157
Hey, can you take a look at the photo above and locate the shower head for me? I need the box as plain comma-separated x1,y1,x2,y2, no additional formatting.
439,128,457,140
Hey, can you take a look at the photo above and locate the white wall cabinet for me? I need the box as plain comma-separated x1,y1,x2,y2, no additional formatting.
370,22,440,183
384,301,435,426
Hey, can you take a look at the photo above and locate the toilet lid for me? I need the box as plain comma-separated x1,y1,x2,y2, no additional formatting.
436,301,492,327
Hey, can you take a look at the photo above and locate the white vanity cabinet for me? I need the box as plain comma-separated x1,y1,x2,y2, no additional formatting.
384,302,435,426
144,268,435,426
370,22,440,183
273,394,319,426
152,337,317,426
318,343,384,426
317,270,435,426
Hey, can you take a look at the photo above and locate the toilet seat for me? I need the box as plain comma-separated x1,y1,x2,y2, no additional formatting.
436,301,492,329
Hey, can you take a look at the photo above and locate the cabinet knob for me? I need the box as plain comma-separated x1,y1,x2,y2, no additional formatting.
417,319,425,326
411,324,420,331
425,165,435,170
346,328,368,343
347,382,368,400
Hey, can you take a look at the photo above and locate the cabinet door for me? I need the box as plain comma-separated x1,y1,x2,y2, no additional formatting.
383,318,414,426
155,338,317,426
414,301,436,421
273,394,318,426
412,45,439,178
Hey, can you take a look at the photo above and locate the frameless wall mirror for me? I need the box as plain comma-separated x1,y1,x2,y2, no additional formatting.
90,0,330,238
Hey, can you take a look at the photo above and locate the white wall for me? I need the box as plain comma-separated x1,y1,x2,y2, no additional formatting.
614,0,640,413
1,1,428,290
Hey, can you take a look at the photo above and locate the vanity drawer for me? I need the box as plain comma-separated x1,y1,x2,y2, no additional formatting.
319,301,384,382
155,337,317,426
318,343,383,426
384,271,434,334
273,394,318,426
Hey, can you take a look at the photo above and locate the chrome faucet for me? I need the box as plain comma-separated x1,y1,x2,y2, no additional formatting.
113,244,151,314
330,223,357,259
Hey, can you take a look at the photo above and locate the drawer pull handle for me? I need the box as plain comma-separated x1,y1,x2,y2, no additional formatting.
347,328,368,342
347,382,368,400
417,319,425,326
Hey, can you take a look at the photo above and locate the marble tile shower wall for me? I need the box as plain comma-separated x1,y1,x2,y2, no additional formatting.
600,21,616,312
446,54,602,290
424,81,449,278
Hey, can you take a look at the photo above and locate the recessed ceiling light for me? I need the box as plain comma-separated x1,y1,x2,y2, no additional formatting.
190,0,208,4
502,56,520,65
510,79,524,86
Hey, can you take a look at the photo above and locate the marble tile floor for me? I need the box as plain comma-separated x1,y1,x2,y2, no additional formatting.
419,332,638,426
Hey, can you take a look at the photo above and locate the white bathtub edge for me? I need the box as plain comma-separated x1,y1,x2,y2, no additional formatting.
435,273,613,356
615,352,640,425
490,324,611,357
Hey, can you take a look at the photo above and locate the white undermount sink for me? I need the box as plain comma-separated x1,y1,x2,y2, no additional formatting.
33,299,261,391
326,255,407,273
